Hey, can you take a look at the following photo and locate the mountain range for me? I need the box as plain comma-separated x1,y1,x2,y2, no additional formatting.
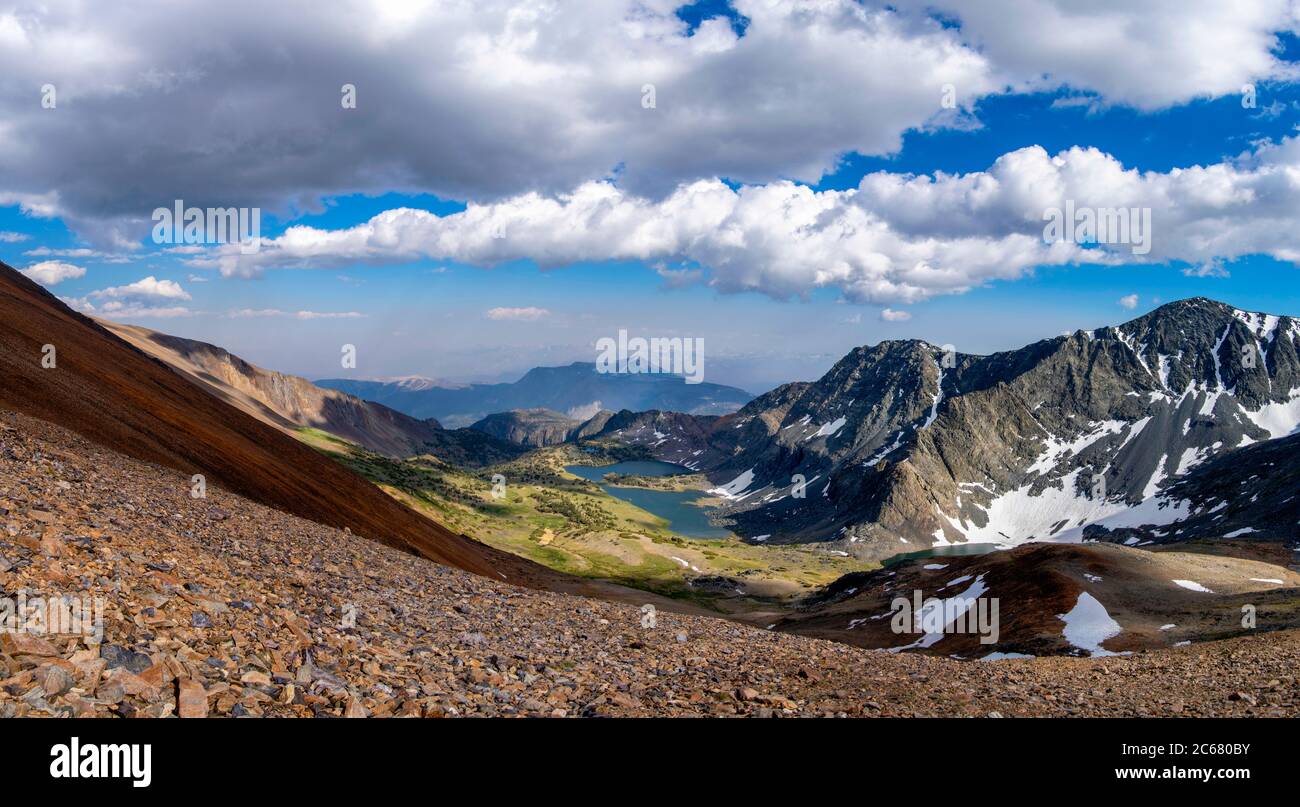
318,362,754,427
95,292,1300,566
593,298,1300,561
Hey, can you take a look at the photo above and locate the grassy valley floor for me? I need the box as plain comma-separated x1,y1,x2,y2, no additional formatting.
303,430,868,617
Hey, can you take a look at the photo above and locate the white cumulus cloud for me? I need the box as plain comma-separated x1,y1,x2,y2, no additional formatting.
210,136,1300,304
90,275,190,301
20,260,85,286
7,0,1297,248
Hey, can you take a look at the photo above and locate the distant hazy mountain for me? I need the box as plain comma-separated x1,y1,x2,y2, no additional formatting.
594,298,1300,560
318,361,753,427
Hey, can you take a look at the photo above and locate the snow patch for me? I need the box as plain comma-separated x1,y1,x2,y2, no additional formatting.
709,468,755,499
1243,387,1300,438
921,358,946,430
1057,592,1123,657
891,574,990,652
809,416,847,440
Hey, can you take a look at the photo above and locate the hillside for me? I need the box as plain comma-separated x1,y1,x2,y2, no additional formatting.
100,321,445,456
1122,430,1300,545
0,259,535,581
100,321,526,466
777,541,1300,657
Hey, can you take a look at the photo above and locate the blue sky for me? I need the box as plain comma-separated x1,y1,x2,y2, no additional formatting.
3,2,1299,393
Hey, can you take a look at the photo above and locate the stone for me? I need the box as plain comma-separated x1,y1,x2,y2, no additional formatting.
344,697,368,718
240,670,272,687
35,663,75,697
104,668,160,701
39,532,65,556
95,679,127,704
0,633,60,657
177,678,208,718
100,644,154,674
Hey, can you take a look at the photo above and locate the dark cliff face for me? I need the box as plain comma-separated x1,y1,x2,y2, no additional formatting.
1126,430,1300,544
596,298,1300,560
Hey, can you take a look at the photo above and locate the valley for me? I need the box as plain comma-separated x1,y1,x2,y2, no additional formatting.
307,431,865,613
82,280,1300,660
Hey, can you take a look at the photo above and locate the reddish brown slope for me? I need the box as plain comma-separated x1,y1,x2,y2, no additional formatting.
0,260,526,580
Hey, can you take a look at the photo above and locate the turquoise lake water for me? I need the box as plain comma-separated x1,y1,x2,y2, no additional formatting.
564,461,731,539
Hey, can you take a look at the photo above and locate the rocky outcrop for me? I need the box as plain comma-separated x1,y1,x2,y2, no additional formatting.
470,408,582,447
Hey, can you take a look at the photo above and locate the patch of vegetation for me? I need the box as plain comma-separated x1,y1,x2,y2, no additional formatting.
533,489,617,533
603,472,710,491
